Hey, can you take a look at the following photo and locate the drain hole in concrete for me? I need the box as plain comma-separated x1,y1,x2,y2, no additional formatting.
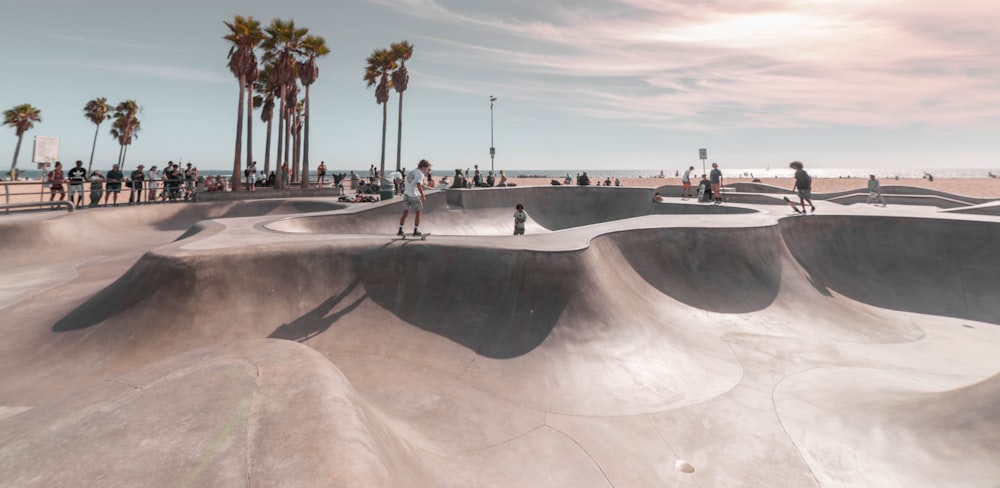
675,460,695,474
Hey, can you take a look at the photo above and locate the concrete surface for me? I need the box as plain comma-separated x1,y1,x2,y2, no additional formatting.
0,186,998,487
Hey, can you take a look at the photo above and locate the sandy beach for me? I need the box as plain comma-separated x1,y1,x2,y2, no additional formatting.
3,176,999,207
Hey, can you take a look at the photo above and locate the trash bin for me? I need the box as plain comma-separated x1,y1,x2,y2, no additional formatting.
379,177,394,201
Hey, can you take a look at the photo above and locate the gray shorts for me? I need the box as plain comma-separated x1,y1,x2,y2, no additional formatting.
403,194,423,211
68,185,84,198
797,188,812,200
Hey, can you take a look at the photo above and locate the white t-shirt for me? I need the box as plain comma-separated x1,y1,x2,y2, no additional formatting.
682,169,691,183
404,168,425,197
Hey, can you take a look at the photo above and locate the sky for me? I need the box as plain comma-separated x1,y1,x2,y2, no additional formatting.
2,0,999,173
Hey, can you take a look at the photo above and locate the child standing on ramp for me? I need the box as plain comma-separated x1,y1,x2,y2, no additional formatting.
786,161,816,214
398,159,432,237
513,203,527,235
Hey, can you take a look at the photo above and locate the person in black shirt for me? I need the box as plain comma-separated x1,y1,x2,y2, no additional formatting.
67,160,87,207
105,164,124,206
129,164,145,204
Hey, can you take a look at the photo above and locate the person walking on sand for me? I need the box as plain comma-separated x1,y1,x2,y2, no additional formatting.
789,161,815,213
513,203,527,235
709,163,723,204
397,159,432,237
681,165,694,199
867,174,887,206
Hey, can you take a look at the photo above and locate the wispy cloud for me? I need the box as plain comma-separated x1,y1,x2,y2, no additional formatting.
44,34,195,54
371,0,1000,129
74,61,231,84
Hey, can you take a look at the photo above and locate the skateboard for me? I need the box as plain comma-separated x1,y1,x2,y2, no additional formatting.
783,196,803,214
783,196,815,214
396,232,431,240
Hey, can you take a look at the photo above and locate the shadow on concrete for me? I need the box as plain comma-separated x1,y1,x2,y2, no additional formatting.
358,244,581,359
611,226,783,313
52,253,194,332
269,279,366,342
781,216,1000,325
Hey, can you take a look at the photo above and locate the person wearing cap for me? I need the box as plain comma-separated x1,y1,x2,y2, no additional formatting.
129,164,146,204
105,164,124,206
397,159,432,237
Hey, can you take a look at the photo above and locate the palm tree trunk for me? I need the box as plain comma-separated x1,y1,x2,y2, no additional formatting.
88,123,101,172
284,109,292,183
232,77,245,192
396,92,404,172
246,83,254,177
301,85,311,189
264,117,273,176
291,122,299,184
121,144,129,168
9,134,23,177
380,102,388,180
117,144,124,166
275,93,285,189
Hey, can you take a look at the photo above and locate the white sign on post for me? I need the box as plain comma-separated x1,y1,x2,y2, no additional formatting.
699,148,707,160
33,136,60,164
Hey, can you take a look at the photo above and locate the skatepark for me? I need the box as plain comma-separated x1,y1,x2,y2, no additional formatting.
1,185,998,487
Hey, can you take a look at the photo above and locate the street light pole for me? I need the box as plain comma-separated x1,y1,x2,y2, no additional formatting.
489,95,497,173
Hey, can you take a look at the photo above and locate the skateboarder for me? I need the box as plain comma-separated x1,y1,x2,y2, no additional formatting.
397,159,432,237
867,174,887,206
789,161,815,213
513,203,527,235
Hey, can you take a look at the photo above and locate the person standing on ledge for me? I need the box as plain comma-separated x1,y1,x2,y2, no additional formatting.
709,163,723,204
681,165,694,199
398,159,432,237
790,161,816,213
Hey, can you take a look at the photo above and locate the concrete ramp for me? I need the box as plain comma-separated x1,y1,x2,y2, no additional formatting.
2,189,999,486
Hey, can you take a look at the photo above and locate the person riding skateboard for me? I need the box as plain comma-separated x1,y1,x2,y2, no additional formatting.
397,159,432,237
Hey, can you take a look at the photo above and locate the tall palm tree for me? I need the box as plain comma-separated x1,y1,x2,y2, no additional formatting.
297,35,330,189
3,103,42,179
390,41,414,173
224,15,264,192
111,100,141,167
83,97,111,172
364,48,397,180
254,65,276,175
263,19,307,189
